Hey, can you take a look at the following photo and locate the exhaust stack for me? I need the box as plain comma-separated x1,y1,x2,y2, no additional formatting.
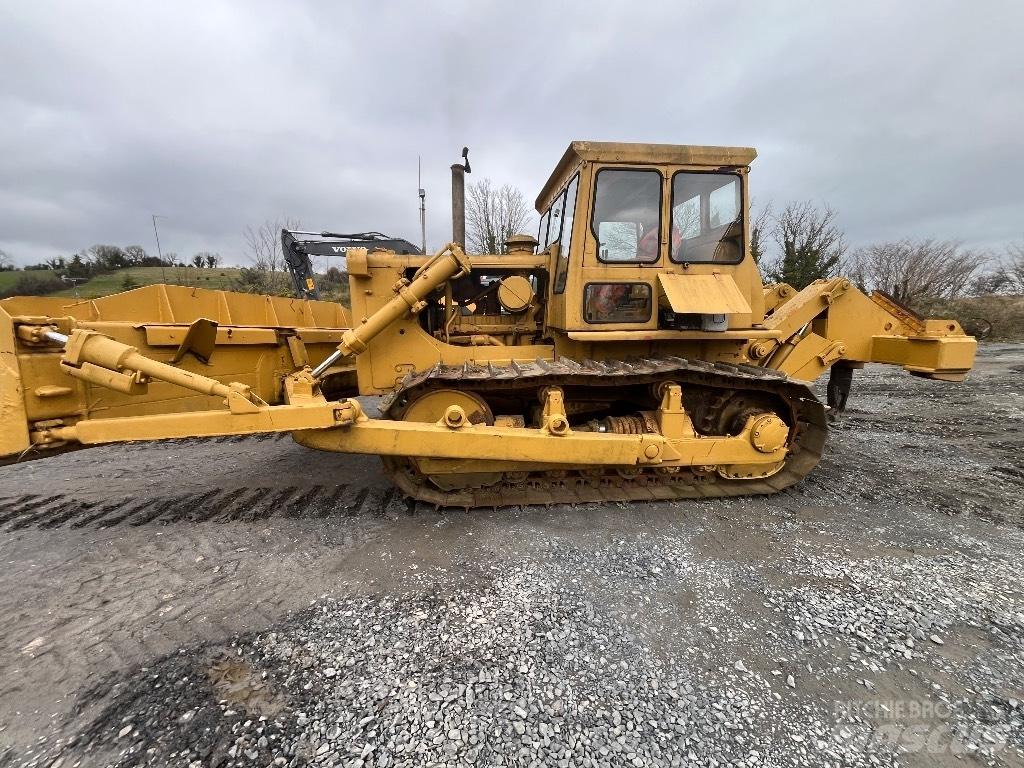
450,147,471,248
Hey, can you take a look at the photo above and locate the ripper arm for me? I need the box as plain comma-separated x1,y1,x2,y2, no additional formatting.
754,278,976,382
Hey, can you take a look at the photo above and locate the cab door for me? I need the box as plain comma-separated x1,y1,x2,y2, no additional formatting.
573,166,665,331
543,173,580,329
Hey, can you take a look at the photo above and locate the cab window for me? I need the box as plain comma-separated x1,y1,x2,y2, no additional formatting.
591,169,662,263
537,211,550,251
584,282,652,323
553,174,579,294
545,189,565,250
670,172,743,263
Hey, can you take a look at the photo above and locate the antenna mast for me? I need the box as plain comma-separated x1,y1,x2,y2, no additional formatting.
418,156,426,254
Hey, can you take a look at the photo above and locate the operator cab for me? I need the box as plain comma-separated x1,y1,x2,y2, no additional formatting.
535,142,764,333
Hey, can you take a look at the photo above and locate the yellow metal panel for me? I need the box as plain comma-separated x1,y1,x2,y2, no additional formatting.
657,273,752,315
567,329,781,341
144,325,279,346
871,335,977,373
0,307,30,456
1,285,350,327
140,325,347,347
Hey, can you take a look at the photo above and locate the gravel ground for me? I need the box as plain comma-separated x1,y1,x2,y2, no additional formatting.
0,344,1022,768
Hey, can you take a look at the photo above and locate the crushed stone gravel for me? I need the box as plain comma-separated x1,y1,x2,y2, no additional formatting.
2,348,1023,768
23,512,1023,768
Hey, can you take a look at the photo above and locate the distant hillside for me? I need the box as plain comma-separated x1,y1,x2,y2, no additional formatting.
0,269,53,291
2,266,350,306
52,266,244,298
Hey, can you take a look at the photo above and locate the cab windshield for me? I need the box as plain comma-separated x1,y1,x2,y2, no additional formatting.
591,168,662,263
670,171,743,263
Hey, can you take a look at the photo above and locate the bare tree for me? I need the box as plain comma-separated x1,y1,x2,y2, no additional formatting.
238,217,300,294
466,179,532,254
0,249,13,271
760,201,846,289
999,241,1024,293
974,240,1024,295
749,201,773,264
124,245,150,265
846,239,985,303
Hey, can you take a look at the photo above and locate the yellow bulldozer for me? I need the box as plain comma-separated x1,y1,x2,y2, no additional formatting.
0,142,976,506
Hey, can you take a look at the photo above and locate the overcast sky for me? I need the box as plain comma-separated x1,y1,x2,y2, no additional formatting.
1,1,1021,267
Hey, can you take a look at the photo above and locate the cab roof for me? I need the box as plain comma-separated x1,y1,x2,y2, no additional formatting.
535,141,757,211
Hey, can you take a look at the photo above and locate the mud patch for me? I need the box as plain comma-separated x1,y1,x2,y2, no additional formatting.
207,654,285,717
65,645,292,768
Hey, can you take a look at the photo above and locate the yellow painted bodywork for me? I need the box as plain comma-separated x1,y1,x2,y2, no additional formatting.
657,273,751,315
1,285,355,458
0,141,977,477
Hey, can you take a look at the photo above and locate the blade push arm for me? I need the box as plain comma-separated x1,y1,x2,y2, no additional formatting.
31,382,795,478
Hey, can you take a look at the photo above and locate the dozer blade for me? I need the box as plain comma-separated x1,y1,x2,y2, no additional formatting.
0,284,357,463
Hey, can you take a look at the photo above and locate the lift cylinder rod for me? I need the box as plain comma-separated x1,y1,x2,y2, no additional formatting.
53,329,251,400
313,243,471,378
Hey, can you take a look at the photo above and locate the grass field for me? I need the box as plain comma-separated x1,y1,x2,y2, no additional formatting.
2,265,351,306
51,266,245,298
0,269,53,291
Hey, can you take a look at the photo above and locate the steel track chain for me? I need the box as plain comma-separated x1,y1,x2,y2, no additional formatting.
380,356,828,507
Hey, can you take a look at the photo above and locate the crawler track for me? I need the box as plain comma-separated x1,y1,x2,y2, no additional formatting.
380,356,828,506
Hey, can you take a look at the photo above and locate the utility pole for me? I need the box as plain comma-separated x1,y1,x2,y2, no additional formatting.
152,214,166,282
418,157,426,255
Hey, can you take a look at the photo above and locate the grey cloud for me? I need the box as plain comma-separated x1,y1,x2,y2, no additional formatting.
1,0,1021,266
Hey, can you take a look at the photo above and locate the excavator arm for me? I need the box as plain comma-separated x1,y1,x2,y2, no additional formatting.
280,229,423,301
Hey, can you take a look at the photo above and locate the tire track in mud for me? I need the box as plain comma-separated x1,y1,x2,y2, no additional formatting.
0,483,390,531
0,486,394,755
0,495,57,525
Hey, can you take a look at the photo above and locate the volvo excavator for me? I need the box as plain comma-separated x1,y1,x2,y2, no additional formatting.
281,229,420,300
0,142,976,506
